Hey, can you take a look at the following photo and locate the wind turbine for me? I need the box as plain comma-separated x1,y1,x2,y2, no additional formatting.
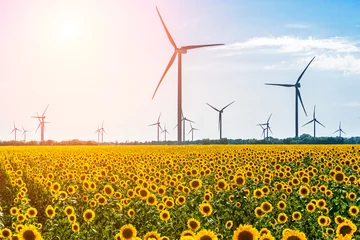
94,124,101,144
99,121,107,143
152,6,224,143
22,125,29,142
187,122,199,141
258,124,267,140
161,124,170,141
302,105,325,137
149,113,162,142
334,121,346,137
31,105,50,142
265,56,315,138
258,114,273,139
10,122,22,141
206,101,235,140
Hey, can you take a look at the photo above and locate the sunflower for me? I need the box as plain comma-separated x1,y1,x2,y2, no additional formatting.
292,211,302,221
255,207,264,218
316,199,326,209
181,230,195,238
10,207,19,216
186,218,200,232
348,192,356,201
26,207,38,218
147,194,158,206
180,236,194,240
225,220,233,230
349,206,359,216
199,203,213,216
318,216,328,227
103,184,114,197
83,209,95,222
45,205,55,219
234,175,246,186
260,234,275,240
118,224,137,240
336,220,357,237
144,231,161,240
1,228,12,238
278,213,287,224
165,200,175,209
334,171,345,183
253,189,263,199
64,206,74,216
176,196,186,205
97,195,107,206
157,203,165,212
189,179,202,190
326,228,334,235
298,186,309,197
160,210,170,221
259,228,270,236
261,202,273,213
195,229,218,240
277,201,286,210
17,214,26,223
232,224,259,240
18,224,42,240
72,222,80,233
128,209,135,217
51,182,61,193
306,202,316,213
68,214,76,224
281,229,307,240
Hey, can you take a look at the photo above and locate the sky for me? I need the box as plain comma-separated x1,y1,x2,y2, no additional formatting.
0,0,360,142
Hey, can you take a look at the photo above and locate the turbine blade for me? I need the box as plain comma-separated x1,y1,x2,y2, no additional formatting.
148,123,157,126
42,104,49,117
159,124,163,131
333,129,340,134
10,129,15,134
296,56,315,84
185,119,195,123
315,119,325,128
156,6,177,48
206,103,220,112
267,113,272,123
341,130,346,135
268,127,273,135
221,101,235,111
313,105,316,119
297,88,307,116
302,119,314,127
173,124,178,129
35,123,41,133
152,51,177,99
188,129,192,135
265,83,294,87
158,112,162,122
182,44,224,50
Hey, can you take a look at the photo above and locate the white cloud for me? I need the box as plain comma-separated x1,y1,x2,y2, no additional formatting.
221,36,360,74
285,23,310,29
225,36,360,54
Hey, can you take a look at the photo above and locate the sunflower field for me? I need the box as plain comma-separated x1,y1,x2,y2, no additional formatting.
0,145,360,240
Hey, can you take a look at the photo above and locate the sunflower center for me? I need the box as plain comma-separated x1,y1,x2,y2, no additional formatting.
85,212,93,219
190,221,198,229
203,206,210,213
237,230,253,240
287,237,301,240
263,203,270,211
339,225,352,236
200,236,212,240
23,230,36,240
123,228,133,238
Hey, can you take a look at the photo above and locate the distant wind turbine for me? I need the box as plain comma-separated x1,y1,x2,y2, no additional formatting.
149,113,162,142
22,125,29,142
99,121,107,143
173,111,195,141
334,121,346,137
94,124,101,144
302,105,325,137
10,122,22,141
32,105,50,142
258,124,267,140
152,6,224,143
258,114,273,139
265,56,315,138
188,122,199,141
206,101,235,139
161,124,170,141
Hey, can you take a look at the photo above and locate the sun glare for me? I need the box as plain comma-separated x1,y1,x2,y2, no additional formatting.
50,11,84,45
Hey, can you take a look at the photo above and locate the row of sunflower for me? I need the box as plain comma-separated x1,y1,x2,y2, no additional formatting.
0,145,359,239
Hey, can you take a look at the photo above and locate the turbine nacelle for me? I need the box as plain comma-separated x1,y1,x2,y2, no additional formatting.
296,83,301,88
177,48,187,54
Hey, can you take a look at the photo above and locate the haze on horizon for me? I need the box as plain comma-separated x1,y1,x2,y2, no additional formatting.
1,0,360,142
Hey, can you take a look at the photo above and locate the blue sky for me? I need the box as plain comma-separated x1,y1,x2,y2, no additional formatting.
0,0,359,142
